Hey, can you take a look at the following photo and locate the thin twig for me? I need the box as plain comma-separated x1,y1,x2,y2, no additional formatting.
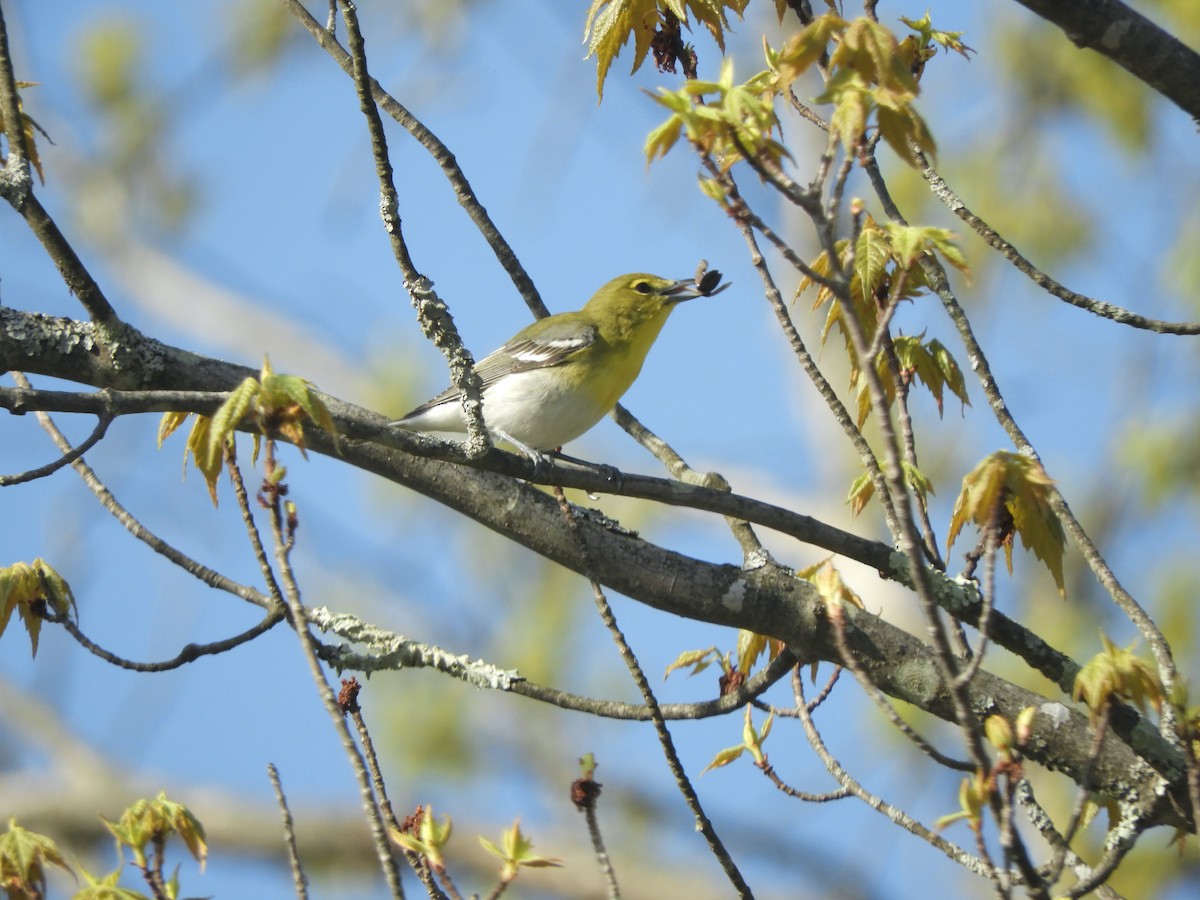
827,604,973,772
608,402,769,565
513,649,797,720
53,610,282,672
235,438,406,899
1049,705,1113,886
334,0,489,458
340,680,448,900
0,5,116,323
11,374,274,610
572,762,621,900
791,667,1010,882
552,485,754,898
0,409,112,486
758,759,852,802
917,151,1200,335
1015,780,1127,900
267,763,311,900
279,0,545,319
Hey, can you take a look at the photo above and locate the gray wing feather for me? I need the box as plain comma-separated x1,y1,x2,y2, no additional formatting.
404,320,597,416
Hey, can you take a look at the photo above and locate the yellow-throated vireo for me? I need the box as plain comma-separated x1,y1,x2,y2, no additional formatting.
393,269,727,460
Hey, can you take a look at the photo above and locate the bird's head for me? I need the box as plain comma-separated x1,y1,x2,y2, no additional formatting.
584,271,729,326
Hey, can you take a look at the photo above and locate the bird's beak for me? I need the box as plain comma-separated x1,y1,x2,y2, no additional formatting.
660,279,706,303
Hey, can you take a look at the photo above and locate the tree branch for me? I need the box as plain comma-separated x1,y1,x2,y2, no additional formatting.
1009,0,1200,121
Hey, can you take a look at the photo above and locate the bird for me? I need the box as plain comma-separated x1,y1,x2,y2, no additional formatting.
392,269,727,462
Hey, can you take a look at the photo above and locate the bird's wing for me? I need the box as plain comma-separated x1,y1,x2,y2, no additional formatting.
489,317,598,377
404,317,597,415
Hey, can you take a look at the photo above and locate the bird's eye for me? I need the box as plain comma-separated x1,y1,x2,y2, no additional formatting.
633,281,653,294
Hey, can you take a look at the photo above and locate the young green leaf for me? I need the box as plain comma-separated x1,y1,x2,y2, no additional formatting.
1073,633,1164,724
664,646,722,679
947,451,1067,596
479,819,562,883
101,792,207,873
936,771,991,832
585,0,747,99
799,558,865,612
701,742,745,774
156,410,190,448
0,817,73,899
0,558,77,657
75,865,151,899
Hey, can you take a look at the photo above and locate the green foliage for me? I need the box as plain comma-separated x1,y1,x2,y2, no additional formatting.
0,81,46,183
983,713,1014,757
702,705,773,772
936,770,991,833
0,558,77,657
1073,633,1164,724
947,451,1067,597
75,868,151,900
0,818,73,900
391,806,453,872
158,357,338,505
584,0,749,98
102,792,207,874
478,819,562,884
796,559,864,611
663,645,726,679
878,333,970,421
897,11,974,71
646,59,784,170
735,626,784,676
645,11,969,214
847,459,934,518
798,215,971,429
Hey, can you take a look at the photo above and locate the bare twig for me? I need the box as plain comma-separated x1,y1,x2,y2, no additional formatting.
279,0,545,319
0,410,112,485
572,760,621,900
267,764,311,900
791,667,1010,882
552,486,754,898
917,153,1200,335
340,680,448,900
233,438,406,899
335,0,489,458
0,6,117,322
53,610,282,672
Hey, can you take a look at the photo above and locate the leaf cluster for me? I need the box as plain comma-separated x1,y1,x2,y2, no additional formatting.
584,0,749,98
1073,633,1164,724
0,818,71,900
0,558,76,657
947,451,1067,596
799,215,970,425
392,808,561,889
1,793,206,900
102,792,207,876
158,358,337,505
0,81,47,183
703,706,774,773
645,58,785,171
